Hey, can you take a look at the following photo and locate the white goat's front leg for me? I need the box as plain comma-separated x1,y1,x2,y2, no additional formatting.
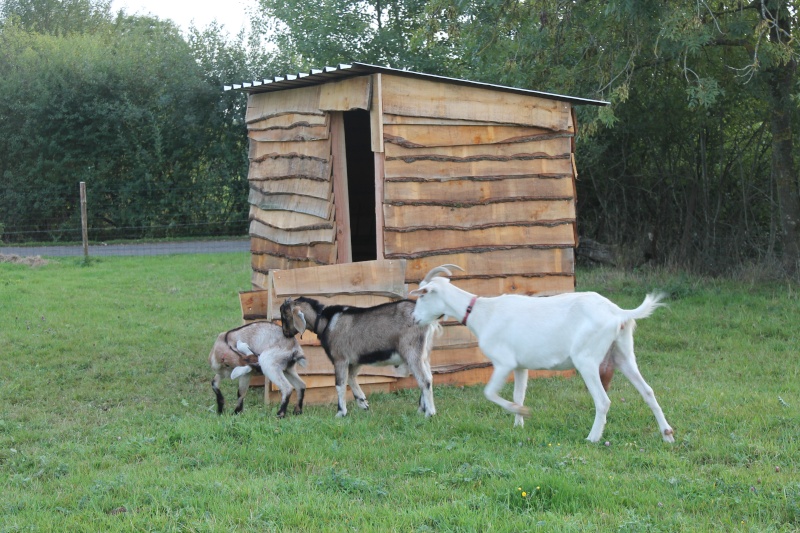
512,368,529,427
333,360,349,417
573,358,611,442
347,364,370,411
484,363,530,420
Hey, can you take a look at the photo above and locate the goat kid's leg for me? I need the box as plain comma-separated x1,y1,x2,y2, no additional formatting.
573,358,611,442
262,363,294,419
334,360,350,417
284,366,306,415
233,373,252,415
212,373,225,415
612,342,674,442
484,363,530,420
347,364,370,411
512,368,529,427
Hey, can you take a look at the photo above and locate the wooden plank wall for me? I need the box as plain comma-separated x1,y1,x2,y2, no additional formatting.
245,77,373,288
378,74,578,378
378,74,577,293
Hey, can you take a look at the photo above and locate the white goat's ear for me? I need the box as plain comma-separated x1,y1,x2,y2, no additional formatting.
409,286,430,297
292,307,307,335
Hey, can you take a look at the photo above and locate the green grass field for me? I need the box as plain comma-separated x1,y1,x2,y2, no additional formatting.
1,254,798,531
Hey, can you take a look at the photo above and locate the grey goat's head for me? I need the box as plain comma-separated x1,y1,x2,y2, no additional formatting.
279,298,306,337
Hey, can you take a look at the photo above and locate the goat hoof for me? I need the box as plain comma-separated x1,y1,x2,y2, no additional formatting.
276,412,286,419
515,405,531,418
293,407,303,415
663,428,675,443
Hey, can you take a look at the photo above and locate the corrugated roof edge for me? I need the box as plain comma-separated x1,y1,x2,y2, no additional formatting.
223,62,608,106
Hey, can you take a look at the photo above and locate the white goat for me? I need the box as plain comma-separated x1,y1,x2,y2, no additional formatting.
410,265,674,443
209,321,307,417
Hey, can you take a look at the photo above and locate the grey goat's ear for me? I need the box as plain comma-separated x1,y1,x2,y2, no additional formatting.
292,307,307,336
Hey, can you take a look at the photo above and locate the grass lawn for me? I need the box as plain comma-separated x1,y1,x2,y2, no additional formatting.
1,254,798,531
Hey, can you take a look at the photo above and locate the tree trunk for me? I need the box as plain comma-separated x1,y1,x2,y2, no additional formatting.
771,72,800,274
768,5,800,275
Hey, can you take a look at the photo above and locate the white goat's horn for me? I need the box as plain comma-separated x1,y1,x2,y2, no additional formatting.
420,264,464,284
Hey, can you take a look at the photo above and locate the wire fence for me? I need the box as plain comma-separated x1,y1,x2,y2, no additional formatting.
0,238,250,258
0,183,251,257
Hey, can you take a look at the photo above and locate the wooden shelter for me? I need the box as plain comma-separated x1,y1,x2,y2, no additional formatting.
226,63,607,405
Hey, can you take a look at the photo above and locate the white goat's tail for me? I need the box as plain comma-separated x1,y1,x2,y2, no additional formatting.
624,292,667,321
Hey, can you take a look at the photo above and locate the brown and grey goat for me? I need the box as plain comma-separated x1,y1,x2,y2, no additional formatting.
279,297,439,417
209,321,306,418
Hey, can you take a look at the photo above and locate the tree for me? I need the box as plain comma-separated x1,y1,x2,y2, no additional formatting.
0,0,111,34
0,8,250,241
415,0,800,273
251,0,452,72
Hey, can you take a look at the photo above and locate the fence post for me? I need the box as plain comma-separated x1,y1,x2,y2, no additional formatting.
80,181,89,260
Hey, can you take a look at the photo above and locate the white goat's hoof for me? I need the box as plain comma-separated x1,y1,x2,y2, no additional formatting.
514,404,531,418
662,428,675,443
513,415,525,428
335,411,347,418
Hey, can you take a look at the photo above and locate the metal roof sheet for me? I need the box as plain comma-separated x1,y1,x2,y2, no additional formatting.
224,62,608,106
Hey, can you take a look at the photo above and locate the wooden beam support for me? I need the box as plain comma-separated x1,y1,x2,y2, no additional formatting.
374,152,385,260
329,112,352,263
370,73,384,153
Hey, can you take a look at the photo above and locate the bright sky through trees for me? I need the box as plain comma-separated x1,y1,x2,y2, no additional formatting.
111,0,252,34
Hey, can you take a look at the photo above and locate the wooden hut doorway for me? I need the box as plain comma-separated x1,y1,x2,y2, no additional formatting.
342,109,377,262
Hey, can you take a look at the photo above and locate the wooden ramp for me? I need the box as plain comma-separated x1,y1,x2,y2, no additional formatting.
238,259,574,406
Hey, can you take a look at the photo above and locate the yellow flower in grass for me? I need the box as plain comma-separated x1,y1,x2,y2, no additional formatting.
522,491,527,498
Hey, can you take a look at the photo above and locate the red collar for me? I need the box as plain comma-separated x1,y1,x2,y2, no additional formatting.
461,296,478,325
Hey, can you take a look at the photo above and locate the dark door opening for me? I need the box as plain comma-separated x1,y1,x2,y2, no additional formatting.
343,110,377,262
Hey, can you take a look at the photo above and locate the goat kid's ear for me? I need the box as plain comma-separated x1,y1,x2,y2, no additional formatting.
292,307,307,335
